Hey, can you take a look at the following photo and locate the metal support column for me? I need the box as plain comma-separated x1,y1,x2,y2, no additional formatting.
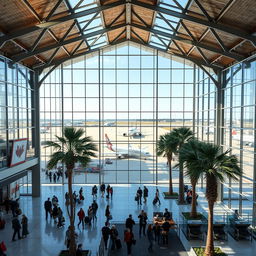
216,71,224,202
31,70,41,197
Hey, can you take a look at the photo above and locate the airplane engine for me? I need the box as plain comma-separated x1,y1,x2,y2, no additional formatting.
123,133,127,136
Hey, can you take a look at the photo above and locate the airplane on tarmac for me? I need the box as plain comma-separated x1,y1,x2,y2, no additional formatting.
232,129,254,147
105,134,151,159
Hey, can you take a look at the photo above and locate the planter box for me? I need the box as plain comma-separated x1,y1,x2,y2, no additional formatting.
58,250,91,256
193,247,227,256
182,212,207,221
163,192,179,199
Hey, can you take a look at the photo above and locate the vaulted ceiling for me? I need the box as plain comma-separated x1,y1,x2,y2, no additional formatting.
0,0,255,73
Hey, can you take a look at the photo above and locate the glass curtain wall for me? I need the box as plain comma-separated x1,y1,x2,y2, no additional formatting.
0,56,35,170
222,59,256,215
40,42,195,185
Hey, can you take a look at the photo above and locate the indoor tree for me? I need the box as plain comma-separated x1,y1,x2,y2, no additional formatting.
45,127,97,256
183,142,242,256
172,127,194,204
179,139,203,218
157,132,179,195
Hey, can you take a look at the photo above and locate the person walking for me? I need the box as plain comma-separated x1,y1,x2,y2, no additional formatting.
52,205,58,223
125,214,135,232
156,188,161,205
110,225,118,250
65,226,71,249
87,206,93,226
77,208,85,229
101,222,111,250
143,186,148,203
105,205,111,224
106,184,111,199
92,185,98,199
65,192,70,206
3,198,10,214
124,228,134,256
137,187,142,205
110,186,113,199
138,210,147,237
12,216,21,241
100,183,106,198
44,198,52,220
21,214,29,238
147,224,154,251
91,200,98,222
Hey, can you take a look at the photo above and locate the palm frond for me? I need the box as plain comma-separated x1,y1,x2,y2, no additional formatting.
47,151,65,169
44,141,62,150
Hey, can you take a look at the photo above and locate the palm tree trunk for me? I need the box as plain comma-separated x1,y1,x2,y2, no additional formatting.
190,180,197,218
205,200,215,256
178,161,185,204
67,168,76,256
167,153,173,195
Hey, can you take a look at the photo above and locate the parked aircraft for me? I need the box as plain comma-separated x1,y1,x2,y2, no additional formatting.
123,127,143,137
105,134,151,159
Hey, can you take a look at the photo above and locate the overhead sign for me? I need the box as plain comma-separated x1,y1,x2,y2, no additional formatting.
10,139,28,167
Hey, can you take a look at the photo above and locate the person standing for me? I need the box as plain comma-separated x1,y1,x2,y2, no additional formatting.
143,186,148,203
105,205,111,224
138,210,147,237
162,218,171,245
124,228,134,256
137,187,142,205
44,198,52,220
92,185,98,199
147,224,154,251
100,183,106,198
76,244,83,256
87,206,93,226
91,200,98,222
3,198,10,214
21,214,29,238
49,171,52,182
156,188,161,205
110,225,118,250
153,222,161,244
57,207,64,228
110,186,113,200
65,226,71,249
12,216,21,241
106,184,111,199
125,214,135,232
101,222,111,250
53,173,57,183
77,208,85,229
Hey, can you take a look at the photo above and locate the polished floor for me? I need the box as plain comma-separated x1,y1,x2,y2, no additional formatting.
1,184,256,256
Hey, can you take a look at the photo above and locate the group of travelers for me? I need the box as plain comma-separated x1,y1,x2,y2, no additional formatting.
135,187,161,206
101,208,173,255
100,183,113,199
77,200,98,228
45,167,63,183
184,185,198,204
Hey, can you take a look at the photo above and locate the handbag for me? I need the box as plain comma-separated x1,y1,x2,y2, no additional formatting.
0,241,7,252
135,196,139,201
108,215,113,220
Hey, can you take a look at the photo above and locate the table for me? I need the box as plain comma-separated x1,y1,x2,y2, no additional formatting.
153,217,177,229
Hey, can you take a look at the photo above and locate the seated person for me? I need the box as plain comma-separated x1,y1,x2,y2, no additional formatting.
163,208,171,220
232,210,240,221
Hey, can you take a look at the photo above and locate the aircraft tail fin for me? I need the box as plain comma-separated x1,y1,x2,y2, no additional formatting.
105,134,114,151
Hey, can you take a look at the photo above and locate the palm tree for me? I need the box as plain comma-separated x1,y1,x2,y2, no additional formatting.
182,142,242,256
157,132,179,195
172,127,194,204
179,139,203,218
45,127,97,256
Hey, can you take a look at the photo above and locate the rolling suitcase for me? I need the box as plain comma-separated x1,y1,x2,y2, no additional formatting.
115,238,122,249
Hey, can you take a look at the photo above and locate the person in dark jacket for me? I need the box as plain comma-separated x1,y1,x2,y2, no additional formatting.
109,187,113,200
106,184,111,199
143,186,148,203
44,198,52,220
147,224,154,251
162,218,171,245
92,185,98,199
100,183,106,198
10,199,19,217
21,214,29,238
110,225,118,250
153,222,161,244
137,187,142,205
3,198,10,214
105,205,111,224
12,216,21,241
138,210,147,237
91,200,98,222
125,214,135,231
101,222,111,250
76,244,83,256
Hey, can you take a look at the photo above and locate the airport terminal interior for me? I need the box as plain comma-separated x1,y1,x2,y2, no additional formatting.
0,0,256,255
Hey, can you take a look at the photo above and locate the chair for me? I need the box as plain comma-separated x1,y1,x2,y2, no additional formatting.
187,224,204,240
213,224,228,241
